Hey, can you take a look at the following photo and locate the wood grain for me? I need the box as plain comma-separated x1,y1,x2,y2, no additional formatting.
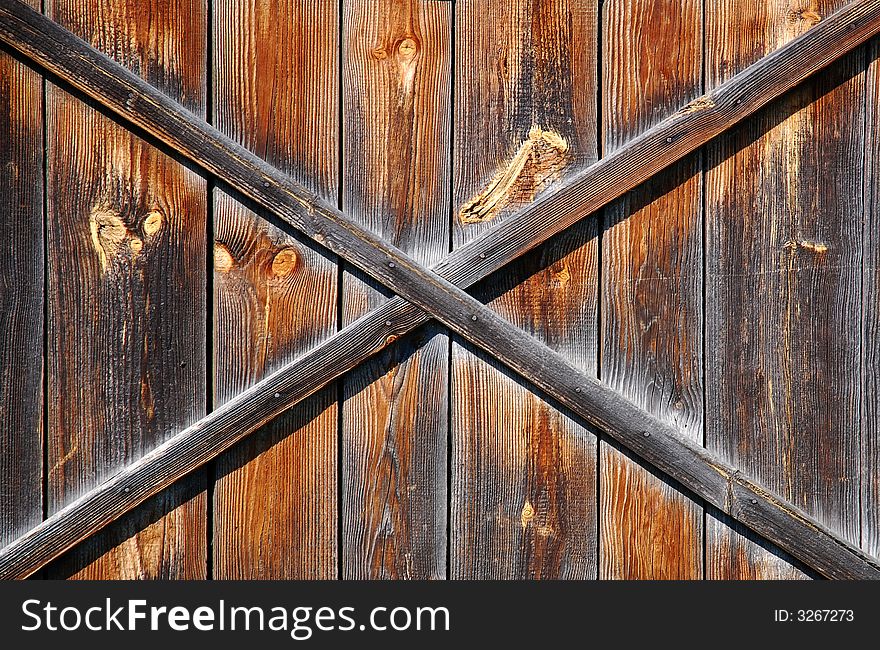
211,0,338,580
705,0,865,579
44,0,207,578
341,0,450,579
865,36,880,560
3,0,880,579
450,0,598,579
0,0,42,548
600,0,703,579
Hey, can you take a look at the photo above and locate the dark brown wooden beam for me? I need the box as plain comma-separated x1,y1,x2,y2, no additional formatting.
1,0,879,579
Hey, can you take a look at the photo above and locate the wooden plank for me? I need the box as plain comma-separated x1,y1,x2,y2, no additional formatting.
211,0,338,580
600,0,703,579
5,254,879,581
3,0,880,579
0,0,42,547
44,0,207,578
340,0,450,579
705,0,865,579
450,0,599,579
4,0,878,341
865,36,880,560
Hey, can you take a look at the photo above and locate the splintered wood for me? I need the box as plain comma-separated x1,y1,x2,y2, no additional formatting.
459,126,570,224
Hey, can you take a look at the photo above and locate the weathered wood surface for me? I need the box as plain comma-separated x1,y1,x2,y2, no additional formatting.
600,0,703,579
2,0,880,579
451,0,598,579
705,0,865,580
44,0,207,578
341,0,450,579
211,0,339,580
0,0,42,549
865,36,880,561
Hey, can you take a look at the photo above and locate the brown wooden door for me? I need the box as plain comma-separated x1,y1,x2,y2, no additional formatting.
1,0,879,580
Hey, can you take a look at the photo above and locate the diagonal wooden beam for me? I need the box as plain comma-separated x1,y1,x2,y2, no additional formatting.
1,0,879,579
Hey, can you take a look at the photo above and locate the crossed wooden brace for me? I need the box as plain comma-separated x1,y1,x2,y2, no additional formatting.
2,0,880,579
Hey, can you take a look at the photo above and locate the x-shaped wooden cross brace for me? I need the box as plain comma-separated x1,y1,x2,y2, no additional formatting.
2,0,880,579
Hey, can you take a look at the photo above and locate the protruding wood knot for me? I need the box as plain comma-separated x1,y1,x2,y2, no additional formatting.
271,247,299,277
214,243,235,273
397,37,419,61
460,126,570,224
520,501,536,529
371,47,388,60
90,206,143,271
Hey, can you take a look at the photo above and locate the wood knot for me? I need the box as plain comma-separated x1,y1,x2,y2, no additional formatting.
371,47,388,60
271,247,299,276
520,501,536,529
397,37,418,60
143,210,163,236
788,2,821,27
460,126,570,224
550,265,571,288
784,239,828,254
90,207,131,271
214,243,234,273
799,240,828,254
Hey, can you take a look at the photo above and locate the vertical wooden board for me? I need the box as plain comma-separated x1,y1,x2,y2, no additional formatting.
45,0,207,578
451,0,598,579
0,0,42,547
864,37,879,559
212,0,339,579
705,0,865,579
599,0,703,580
341,0,451,579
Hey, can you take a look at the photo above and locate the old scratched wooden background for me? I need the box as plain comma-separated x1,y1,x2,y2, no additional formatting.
1,0,878,579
